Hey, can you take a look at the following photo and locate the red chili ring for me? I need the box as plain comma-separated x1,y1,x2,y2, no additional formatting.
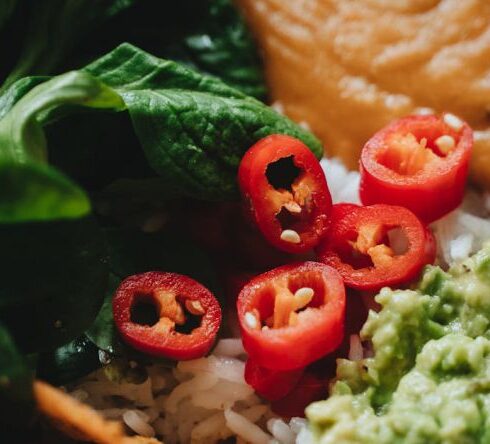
113,271,221,360
360,114,473,223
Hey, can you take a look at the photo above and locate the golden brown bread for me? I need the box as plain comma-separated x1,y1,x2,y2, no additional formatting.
238,0,490,187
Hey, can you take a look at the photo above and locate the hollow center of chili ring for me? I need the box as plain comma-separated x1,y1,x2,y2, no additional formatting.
266,156,314,239
378,129,458,176
131,295,160,326
343,224,407,269
133,289,205,334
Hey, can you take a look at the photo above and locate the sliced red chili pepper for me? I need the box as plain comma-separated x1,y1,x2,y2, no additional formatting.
244,358,304,401
360,114,473,223
271,372,327,418
238,135,332,253
237,261,345,371
317,204,435,291
113,272,221,360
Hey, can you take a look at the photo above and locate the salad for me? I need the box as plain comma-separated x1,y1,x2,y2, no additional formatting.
1,1,490,444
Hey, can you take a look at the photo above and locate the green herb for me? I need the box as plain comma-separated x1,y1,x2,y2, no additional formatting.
0,216,108,352
0,71,124,223
1,0,135,89
153,0,266,99
85,274,122,354
1,0,266,100
85,43,322,200
37,335,101,386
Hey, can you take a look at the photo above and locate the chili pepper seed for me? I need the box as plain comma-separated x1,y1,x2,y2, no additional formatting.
435,135,455,154
245,311,259,329
280,229,301,244
443,113,463,132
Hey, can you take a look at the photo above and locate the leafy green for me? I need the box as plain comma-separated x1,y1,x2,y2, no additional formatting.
181,0,266,99
0,76,47,120
0,31,321,360
105,227,218,289
1,0,135,89
0,71,124,223
85,274,121,353
85,43,322,200
0,322,34,429
95,0,267,99
1,0,266,100
0,216,108,351
37,334,101,386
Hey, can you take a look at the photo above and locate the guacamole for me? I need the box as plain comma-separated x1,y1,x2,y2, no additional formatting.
307,244,490,443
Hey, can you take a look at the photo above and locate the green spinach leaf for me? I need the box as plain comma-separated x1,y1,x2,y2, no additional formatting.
0,70,124,223
1,1,266,100
180,0,266,99
77,0,266,99
1,0,135,89
0,216,108,352
85,43,322,200
37,334,101,386
85,274,121,354
105,227,218,289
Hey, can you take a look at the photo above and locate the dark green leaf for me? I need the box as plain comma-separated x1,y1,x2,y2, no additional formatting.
46,111,159,195
0,216,108,351
85,44,323,200
0,71,124,223
1,0,135,89
180,0,266,99
105,226,218,290
85,274,122,353
0,322,34,429
37,335,101,386
1,1,266,100
98,0,267,99
0,76,47,120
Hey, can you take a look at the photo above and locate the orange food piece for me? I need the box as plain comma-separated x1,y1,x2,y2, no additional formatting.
34,380,163,444
238,0,490,188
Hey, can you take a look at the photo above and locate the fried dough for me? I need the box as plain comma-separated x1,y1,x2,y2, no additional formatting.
238,0,490,187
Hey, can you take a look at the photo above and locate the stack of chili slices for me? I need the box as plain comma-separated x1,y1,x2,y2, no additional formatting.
112,112,473,418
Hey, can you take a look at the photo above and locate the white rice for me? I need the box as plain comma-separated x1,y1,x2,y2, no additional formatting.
68,157,490,444
69,340,303,443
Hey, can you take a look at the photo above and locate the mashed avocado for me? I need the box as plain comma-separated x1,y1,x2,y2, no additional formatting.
307,244,490,443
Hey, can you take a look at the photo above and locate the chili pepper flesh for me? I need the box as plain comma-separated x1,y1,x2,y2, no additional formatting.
113,272,221,360
237,262,345,370
266,157,325,247
360,114,473,223
317,204,434,291
238,135,332,253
